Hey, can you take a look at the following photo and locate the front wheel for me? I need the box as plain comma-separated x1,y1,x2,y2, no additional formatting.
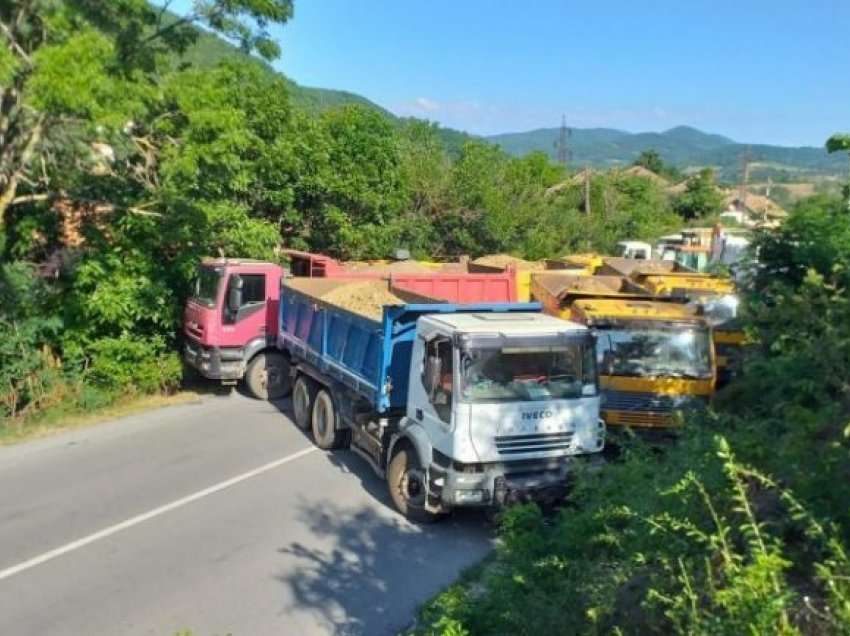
311,389,350,450
245,351,291,400
387,447,440,523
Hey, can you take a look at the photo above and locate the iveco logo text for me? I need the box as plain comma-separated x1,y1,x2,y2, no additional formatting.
521,410,553,421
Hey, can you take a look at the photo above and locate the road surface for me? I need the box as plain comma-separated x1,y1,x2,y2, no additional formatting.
0,392,492,635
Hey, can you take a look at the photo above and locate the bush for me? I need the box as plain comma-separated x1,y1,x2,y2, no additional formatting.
84,336,182,395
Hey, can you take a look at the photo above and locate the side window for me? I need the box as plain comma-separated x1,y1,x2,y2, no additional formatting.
241,274,266,304
223,273,267,324
423,337,453,423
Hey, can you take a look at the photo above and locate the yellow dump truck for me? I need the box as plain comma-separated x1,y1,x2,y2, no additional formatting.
545,253,605,274
532,273,716,430
599,257,744,386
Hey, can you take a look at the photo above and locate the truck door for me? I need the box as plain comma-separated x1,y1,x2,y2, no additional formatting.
421,337,454,428
220,272,268,347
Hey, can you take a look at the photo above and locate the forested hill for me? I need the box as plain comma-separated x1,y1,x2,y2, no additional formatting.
177,24,391,116
487,125,846,180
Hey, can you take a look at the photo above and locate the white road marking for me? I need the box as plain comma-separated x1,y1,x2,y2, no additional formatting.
0,446,318,582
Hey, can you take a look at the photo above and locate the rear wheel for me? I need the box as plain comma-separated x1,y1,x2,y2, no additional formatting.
292,375,317,430
311,389,350,450
387,446,440,523
245,351,291,400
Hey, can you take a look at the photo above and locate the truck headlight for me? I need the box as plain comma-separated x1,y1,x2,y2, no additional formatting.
454,489,488,504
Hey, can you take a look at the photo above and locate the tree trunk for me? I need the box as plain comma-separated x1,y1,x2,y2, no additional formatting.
0,116,44,225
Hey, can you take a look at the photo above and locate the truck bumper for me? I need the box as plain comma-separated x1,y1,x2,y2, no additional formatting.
184,342,245,381
428,454,604,510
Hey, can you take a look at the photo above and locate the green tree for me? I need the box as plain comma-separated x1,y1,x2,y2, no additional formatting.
633,149,680,180
673,168,724,220
0,0,293,224
295,105,409,259
826,133,850,209
634,149,664,174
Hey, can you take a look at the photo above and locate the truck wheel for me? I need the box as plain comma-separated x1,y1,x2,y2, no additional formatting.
387,447,440,523
292,376,317,431
245,351,291,400
311,389,350,450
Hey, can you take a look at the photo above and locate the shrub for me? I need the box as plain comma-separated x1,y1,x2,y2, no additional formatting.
85,336,182,395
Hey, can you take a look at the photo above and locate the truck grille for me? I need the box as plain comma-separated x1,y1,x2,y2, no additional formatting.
603,390,674,413
495,432,573,455
607,410,673,428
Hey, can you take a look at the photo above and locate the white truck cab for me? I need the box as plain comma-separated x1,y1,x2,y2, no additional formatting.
617,240,652,260
395,311,604,515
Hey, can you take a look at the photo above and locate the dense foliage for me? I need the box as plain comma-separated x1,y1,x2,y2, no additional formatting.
416,195,850,635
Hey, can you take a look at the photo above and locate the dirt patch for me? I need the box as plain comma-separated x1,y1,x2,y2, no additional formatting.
472,254,544,271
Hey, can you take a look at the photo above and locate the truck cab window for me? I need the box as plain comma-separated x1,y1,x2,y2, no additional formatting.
240,274,266,304
223,273,267,324
425,338,453,423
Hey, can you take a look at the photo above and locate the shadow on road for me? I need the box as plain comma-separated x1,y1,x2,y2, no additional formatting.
276,489,491,636
266,396,493,634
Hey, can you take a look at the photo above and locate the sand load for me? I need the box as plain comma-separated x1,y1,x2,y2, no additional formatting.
471,254,545,271
285,278,437,321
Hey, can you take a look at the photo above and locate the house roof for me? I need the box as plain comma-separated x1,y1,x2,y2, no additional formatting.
723,192,787,218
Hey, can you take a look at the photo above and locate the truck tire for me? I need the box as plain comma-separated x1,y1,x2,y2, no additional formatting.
311,389,350,450
245,351,291,400
292,375,317,431
387,446,440,523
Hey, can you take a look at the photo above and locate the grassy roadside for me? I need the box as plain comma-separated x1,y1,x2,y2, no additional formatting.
0,391,203,446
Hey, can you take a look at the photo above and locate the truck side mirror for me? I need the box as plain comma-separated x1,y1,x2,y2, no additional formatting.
425,355,441,397
227,275,243,313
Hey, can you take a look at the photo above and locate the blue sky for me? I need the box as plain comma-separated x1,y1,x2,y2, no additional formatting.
172,1,849,146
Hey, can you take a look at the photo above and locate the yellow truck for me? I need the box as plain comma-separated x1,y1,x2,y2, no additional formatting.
545,253,605,274
599,257,744,386
532,273,716,430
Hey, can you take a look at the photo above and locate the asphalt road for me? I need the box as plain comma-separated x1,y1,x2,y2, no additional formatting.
0,392,492,635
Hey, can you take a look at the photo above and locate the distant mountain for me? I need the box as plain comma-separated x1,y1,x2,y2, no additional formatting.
486,125,844,181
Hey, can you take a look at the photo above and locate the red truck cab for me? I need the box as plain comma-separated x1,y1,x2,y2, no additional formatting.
183,258,290,399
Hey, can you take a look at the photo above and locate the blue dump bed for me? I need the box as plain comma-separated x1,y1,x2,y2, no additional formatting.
278,279,540,413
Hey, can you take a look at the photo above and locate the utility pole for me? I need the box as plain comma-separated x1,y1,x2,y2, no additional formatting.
555,115,572,165
584,167,591,216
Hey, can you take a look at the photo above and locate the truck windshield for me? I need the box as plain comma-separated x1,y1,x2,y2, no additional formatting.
192,266,222,307
597,326,712,379
460,343,596,403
